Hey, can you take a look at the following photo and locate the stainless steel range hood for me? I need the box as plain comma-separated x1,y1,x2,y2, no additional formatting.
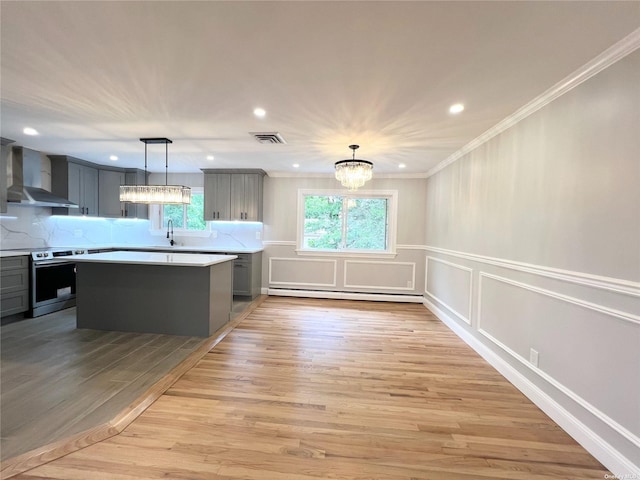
7,146,78,208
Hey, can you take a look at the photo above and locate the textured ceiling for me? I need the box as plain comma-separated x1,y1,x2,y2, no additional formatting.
1,1,638,174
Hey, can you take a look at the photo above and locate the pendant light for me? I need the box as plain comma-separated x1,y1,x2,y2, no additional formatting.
334,144,373,191
119,138,191,204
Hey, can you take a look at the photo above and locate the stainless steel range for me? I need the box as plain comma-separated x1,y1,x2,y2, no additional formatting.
29,248,99,317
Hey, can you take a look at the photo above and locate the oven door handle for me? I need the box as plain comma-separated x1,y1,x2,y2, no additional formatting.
33,260,75,266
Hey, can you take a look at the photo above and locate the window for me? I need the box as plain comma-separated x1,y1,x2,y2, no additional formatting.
162,190,207,231
298,189,397,255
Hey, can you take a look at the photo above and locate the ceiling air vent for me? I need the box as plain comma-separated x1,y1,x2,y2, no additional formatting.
250,132,287,144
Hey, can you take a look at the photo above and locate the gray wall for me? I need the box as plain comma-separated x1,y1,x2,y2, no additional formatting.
424,50,640,469
262,176,427,296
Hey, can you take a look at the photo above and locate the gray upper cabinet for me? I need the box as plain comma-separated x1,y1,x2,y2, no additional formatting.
124,170,148,219
204,173,231,220
0,141,11,214
51,156,148,219
50,156,99,216
98,169,125,218
202,169,265,221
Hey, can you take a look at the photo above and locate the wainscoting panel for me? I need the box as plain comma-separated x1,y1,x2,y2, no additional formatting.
268,257,337,287
478,272,640,449
344,260,416,290
425,256,472,325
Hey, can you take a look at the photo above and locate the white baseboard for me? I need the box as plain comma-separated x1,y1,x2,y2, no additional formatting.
423,297,639,478
267,288,424,303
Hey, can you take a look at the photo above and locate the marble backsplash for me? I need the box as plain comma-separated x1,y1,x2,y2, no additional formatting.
0,205,263,251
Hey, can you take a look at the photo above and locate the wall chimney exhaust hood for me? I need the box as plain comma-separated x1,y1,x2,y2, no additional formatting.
7,146,78,208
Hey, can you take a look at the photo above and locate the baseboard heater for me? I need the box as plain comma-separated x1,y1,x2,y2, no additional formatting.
265,288,424,303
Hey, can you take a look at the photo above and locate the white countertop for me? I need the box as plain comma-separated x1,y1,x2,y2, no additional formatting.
120,245,263,254
72,251,237,267
0,250,31,258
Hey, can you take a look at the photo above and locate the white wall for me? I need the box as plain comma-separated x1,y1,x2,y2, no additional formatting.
423,49,640,473
262,175,427,297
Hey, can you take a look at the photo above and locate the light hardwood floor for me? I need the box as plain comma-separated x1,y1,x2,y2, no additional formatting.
7,297,610,479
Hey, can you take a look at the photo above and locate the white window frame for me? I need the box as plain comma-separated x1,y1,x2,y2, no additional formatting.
296,189,398,258
149,187,211,237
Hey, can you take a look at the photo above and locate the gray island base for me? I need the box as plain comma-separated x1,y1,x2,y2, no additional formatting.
74,251,235,337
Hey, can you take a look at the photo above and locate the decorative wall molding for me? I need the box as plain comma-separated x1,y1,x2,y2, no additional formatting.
343,260,416,291
424,256,473,325
476,272,640,448
425,245,640,298
423,297,640,477
268,257,337,287
478,272,640,327
262,240,296,246
426,28,640,179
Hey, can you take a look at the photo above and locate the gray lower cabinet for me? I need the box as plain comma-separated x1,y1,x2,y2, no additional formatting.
98,169,125,218
202,170,265,221
50,156,99,216
1,256,29,317
232,252,262,298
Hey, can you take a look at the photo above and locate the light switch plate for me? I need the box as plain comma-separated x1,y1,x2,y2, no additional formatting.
529,348,539,367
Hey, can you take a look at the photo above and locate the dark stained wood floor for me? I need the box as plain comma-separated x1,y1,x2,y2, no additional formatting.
9,297,610,479
0,307,206,461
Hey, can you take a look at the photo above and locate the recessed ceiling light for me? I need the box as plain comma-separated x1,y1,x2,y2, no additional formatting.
293,163,300,168
23,127,39,136
398,163,406,169
110,155,118,161
449,103,464,114
206,155,214,161
253,107,266,118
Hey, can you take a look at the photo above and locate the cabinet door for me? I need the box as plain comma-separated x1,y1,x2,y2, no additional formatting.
82,166,99,217
0,144,8,214
124,171,148,219
99,170,125,217
233,261,250,295
230,175,246,220
243,174,262,221
204,174,231,220
67,162,83,216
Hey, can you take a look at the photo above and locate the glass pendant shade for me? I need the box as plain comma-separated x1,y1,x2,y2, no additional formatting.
119,137,191,205
119,185,191,204
334,145,373,191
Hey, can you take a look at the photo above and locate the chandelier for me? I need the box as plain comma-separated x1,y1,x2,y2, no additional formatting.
119,138,191,204
334,144,373,191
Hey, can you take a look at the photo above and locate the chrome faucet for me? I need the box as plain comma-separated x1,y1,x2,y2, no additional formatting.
166,219,175,246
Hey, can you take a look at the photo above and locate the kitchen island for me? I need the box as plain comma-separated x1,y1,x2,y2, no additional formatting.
73,251,236,337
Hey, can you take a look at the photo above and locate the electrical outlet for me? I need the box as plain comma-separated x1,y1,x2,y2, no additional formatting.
73,229,83,238
211,230,217,239
256,231,261,240
406,280,413,288
529,348,539,367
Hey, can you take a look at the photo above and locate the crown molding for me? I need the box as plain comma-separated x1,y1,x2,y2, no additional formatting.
426,27,640,179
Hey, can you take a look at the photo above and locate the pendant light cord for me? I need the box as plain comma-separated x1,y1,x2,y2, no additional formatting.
144,142,148,186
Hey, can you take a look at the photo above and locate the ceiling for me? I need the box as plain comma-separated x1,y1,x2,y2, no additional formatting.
1,1,638,175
